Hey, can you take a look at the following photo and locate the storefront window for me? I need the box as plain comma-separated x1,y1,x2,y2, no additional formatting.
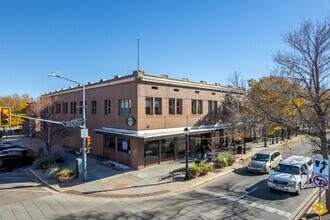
144,140,159,164
176,137,186,158
118,138,130,153
104,134,116,149
160,138,175,160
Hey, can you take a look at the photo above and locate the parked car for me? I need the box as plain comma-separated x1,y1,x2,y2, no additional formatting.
0,144,24,151
247,149,282,173
268,155,313,195
0,148,35,171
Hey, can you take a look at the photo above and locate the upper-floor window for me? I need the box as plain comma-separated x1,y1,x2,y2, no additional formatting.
63,102,68,114
70,102,77,114
176,99,182,114
198,100,203,114
145,98,152,115
192,100,203,114
56,103,61,114
169,99,175,115
208,101,217,114
155,98,162,115
91,101,97,114
119,99,131,115
104,100,111,115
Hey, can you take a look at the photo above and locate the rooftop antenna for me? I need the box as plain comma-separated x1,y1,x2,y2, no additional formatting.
137,38,140,71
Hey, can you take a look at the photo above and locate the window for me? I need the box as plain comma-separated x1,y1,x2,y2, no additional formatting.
192,100,203,114
151,86,158,90
118,138,130,153
63,103,68,114
195,91,200,94
212,92,216,95
56,103,61,114
104,134,115,148
208,101,217,114
176,99,182,114
145,98,152,115
198,100,203,114
119,99,131,115
155,98,162,115
91,101,97,114
174,89,179,92
79,101,83,114
192,100,197,114
70,102,77,114
169,99,175,115
104,100,111,115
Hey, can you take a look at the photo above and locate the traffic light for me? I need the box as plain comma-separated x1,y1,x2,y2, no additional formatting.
0,107,11,126
86,136,92,153
87,136,91,147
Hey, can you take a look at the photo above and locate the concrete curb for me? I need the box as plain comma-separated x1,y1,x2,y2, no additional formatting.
27,168,61,193
288,188,319,220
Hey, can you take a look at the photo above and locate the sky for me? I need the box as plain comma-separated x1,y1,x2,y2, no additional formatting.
0,0,329,98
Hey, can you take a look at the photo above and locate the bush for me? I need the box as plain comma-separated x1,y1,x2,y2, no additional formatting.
214,152,236,168
46,163,62,178
188,164,202,178
32,158,49,170
54,168,74,180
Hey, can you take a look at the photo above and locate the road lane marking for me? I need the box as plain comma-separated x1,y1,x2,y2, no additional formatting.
0,189,48,193
196,188,291,218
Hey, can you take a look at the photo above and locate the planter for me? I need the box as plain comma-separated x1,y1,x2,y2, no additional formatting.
215,161,227,168
58,175,75,182
189,171,200,179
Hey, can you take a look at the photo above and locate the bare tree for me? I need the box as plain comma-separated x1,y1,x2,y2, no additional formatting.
248,18,330,207
28,96,71,163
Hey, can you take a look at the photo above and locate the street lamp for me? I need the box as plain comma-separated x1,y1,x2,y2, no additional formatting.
48,73,88,181
184,127,189,180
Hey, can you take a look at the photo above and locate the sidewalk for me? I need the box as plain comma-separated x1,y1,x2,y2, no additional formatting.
12,135,304,198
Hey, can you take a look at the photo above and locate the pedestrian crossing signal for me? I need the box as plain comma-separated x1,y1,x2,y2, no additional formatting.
0,107,11,126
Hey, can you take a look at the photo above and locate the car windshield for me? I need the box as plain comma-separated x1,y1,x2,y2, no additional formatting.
274,164,300,175
252,154,270,162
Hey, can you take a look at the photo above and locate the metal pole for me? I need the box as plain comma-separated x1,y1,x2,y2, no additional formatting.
319,188,321,220
184,128,189,180
82,85,87,181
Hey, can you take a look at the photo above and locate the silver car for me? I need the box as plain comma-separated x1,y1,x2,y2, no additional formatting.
248,149,282,173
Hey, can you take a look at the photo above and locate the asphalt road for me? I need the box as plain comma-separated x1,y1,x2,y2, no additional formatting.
48,137,318,220
0,136,319,219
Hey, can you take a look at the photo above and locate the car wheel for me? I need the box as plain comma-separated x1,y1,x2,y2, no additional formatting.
295,183,301,195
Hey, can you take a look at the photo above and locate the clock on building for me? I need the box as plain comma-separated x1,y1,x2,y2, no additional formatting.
126,117,136,126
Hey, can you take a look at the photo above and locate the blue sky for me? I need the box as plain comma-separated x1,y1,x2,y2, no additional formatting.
0,0,329,98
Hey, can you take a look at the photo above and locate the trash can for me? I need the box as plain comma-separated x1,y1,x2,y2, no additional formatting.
237,145,243,154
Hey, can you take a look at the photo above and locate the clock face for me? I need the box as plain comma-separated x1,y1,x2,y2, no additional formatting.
127,117,135,126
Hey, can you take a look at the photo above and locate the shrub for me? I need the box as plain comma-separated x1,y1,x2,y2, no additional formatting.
196,162,209,175
188,164,202,178
32,158,49,170
46,163,62,178
54,168,74,180
215,152,236,168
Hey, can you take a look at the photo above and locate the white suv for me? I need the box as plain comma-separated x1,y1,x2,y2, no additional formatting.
268,155,313,195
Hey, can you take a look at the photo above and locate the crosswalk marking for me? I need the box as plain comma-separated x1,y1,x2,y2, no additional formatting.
196,188,291,218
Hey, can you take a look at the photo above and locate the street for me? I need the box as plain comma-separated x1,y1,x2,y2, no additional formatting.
0,137,320,219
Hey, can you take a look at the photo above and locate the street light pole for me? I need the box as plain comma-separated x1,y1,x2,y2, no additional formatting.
184,127,189,180
48,73,88,181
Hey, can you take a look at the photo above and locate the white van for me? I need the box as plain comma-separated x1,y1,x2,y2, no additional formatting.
267,155,313,195
248,149,282,173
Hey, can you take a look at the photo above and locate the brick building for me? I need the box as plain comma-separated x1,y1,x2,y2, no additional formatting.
41,70,241,169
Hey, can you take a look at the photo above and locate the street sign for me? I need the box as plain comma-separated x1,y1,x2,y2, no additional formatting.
312,202,328,216
313,158,329,190
313,175,329,189
62,119,84,128
314,158,329,176
81,129,88,138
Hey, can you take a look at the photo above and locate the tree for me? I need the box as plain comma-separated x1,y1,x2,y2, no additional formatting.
27,96,71,163
0,94,33,127
248,18,330,208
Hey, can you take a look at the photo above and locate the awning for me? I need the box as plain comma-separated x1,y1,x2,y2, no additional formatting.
95,125,227,141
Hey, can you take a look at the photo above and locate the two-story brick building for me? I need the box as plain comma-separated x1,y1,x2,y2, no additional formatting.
41,70,240,169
